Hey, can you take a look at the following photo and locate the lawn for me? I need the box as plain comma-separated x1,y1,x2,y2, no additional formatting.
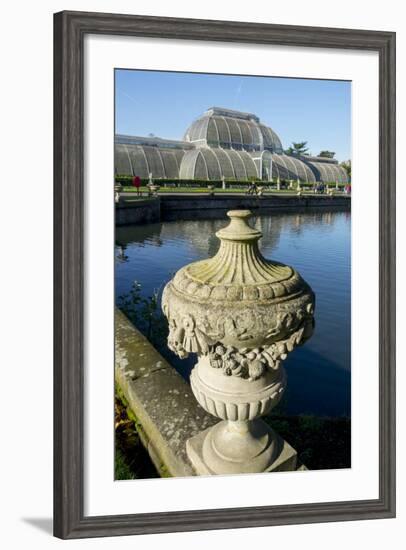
120,186,327,195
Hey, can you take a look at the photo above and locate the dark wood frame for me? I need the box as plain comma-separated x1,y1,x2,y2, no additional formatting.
54,10,396,539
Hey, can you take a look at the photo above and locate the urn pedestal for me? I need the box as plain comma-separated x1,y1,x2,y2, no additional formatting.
186,355,298,474
162,210,315,475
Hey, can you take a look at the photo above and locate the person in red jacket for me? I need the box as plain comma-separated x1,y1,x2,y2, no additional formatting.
132,175,141,196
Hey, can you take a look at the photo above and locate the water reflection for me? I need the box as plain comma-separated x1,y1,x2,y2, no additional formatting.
115,209,351,417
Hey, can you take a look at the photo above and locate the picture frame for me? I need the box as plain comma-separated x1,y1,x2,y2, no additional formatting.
53,10,396,539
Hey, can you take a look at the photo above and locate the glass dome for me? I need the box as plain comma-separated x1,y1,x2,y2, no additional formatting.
183,107,284,154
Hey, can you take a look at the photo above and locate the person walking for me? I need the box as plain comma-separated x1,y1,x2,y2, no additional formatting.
247,181,258,196
132,174,141,196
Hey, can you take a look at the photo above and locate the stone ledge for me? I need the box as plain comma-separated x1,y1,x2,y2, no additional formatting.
115,308,217,477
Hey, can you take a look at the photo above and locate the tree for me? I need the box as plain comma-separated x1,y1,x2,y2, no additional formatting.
319,150,335,158
340,160,351,179
285,141,309,156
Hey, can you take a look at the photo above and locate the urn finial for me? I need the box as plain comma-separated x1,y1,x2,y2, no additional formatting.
216,209,261,241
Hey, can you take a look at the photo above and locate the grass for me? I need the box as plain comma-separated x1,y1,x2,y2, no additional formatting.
120,186,331,195
115,448,137,480
114,392,159,480
119,195,156,202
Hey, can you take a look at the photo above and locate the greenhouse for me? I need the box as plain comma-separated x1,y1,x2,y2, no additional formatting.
115,107,349,184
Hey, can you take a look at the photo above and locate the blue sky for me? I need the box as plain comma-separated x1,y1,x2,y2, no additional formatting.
115,69,351,162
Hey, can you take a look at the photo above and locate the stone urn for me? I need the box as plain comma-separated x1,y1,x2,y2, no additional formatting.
114,183,123,203
162,210,315,475
148,184,160,196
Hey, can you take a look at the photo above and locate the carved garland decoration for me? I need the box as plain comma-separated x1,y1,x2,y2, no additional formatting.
163,303,314,381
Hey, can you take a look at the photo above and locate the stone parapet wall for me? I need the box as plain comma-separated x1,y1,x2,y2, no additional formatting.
115,194,350,225
115,308,217,477
160,194,351,213
115,198,160,226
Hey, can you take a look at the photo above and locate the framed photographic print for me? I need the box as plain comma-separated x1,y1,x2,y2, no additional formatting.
54,10,396,539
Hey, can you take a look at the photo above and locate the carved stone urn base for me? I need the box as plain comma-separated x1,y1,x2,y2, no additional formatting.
186,355,295,475
186,420,298,475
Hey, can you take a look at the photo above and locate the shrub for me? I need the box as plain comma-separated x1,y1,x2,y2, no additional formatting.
114,175,349,189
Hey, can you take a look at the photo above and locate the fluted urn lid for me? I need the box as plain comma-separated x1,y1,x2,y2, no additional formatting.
162,209,315,371
170,210,307,303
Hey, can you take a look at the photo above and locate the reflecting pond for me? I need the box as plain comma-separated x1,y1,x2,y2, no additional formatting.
115,209,351,417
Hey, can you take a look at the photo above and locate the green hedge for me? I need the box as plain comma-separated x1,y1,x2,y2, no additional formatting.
115,175,347,189
115,175,264,188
